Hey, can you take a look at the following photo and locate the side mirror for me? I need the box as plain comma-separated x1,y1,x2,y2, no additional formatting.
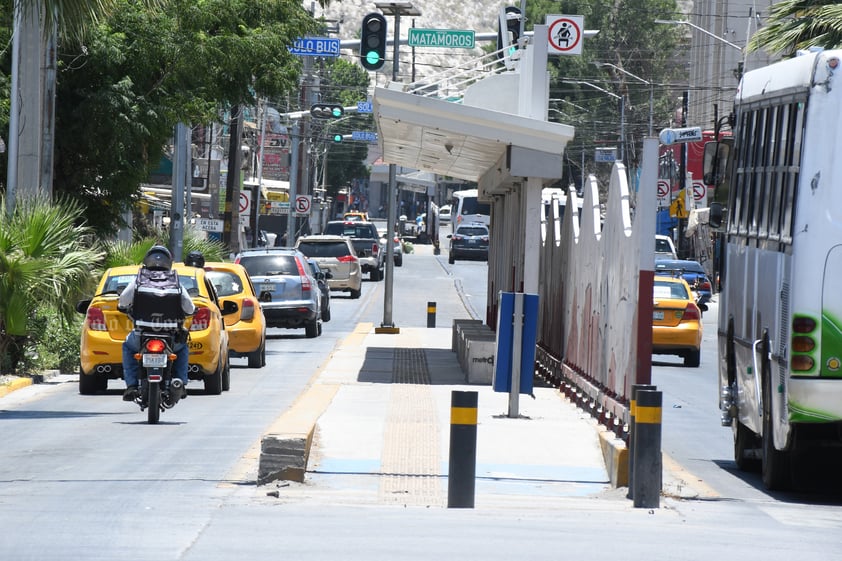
75,299,91,314
709,202,725,229
324,270,333,279
221,300,239,316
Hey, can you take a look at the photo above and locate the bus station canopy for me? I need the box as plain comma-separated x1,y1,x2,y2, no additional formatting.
372,85,575,191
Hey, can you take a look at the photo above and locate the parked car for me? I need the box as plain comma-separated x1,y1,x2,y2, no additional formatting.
377,226,403,267
652,275,703,367
343,211,369,222
654,258,712,309
439,204,452,224
655,234,677,259
447,223,490,264
322,220,385,281
295,235,362,299
203,262,267,368
76,263,238,395
234,248,322,338
307,259,332,322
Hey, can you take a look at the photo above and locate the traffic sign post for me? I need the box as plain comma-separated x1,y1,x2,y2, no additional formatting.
408,28,475,49
294,195,312,216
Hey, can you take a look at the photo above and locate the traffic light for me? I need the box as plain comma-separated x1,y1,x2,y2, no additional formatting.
332,133,343,143
310,104,344,119
360,13,387,71
496,6,522,59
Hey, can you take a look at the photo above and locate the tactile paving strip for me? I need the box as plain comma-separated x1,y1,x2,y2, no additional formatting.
378,348,444,506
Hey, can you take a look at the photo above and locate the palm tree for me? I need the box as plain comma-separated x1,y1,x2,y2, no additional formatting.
0,195,102,374
748,0,842,55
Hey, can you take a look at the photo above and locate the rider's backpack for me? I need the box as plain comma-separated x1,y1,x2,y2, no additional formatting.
131,268,186,330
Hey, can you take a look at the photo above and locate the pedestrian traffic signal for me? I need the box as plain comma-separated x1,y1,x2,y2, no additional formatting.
332,134,343,143
360,13,387,71
310,104,344,119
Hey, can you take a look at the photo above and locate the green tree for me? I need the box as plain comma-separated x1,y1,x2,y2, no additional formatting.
0,196,103,374
2,0,320,236
747,0,842,56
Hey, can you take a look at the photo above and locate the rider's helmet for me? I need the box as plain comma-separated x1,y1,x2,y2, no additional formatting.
184,251,205,268
142,245,173,271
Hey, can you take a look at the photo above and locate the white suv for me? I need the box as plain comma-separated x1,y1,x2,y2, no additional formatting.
295,235,363,299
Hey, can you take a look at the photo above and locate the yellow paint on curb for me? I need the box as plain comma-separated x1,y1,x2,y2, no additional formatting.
0,377,34,399
598,429,629,487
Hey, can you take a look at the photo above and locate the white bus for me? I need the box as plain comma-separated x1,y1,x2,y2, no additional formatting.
711,50,842,490
451,188,490,231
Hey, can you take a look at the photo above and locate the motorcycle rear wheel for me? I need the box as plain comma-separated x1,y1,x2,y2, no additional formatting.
147,384,161,424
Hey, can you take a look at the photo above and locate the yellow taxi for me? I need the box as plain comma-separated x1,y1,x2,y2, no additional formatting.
652,275,703,368
76,264,238,395
203,262,267,368
343,211,369,222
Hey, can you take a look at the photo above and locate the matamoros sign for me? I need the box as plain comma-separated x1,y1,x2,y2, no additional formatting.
408,28,475,49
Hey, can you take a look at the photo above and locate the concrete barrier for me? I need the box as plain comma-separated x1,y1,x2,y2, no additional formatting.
465,336,496,384
451,319,484,352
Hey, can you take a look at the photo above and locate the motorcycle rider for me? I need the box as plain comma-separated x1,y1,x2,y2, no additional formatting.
119,245,195,401
184,250,205,268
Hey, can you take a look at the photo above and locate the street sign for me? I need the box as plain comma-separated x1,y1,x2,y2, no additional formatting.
408,28,475,49
357,101,373,113
288,37,340,57
659,126,703,145
294,195,312,215
268,202,290,215
352,131,378,142
594,147,616,162
197,218,224,233
546,15,584,55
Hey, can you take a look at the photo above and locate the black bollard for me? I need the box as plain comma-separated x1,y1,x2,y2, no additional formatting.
627,383,657,499
447,390,478,508
427,301,436,328
632,389,662,508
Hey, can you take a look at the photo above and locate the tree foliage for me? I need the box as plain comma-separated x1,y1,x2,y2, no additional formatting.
1,0,320,236
747,0,842,56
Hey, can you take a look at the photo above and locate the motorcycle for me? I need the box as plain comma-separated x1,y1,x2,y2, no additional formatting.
130,331,184,424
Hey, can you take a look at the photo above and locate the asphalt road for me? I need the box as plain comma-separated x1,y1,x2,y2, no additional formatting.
1,240,841,560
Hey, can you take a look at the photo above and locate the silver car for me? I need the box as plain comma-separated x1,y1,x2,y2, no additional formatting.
295,235,363,299
234,248,322,338
377,226,404,267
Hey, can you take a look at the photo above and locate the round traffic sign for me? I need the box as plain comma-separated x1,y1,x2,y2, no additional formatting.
239,191,249,213
547,16,583,54
692,182,706,201
294,195,311,214
656,180,670,198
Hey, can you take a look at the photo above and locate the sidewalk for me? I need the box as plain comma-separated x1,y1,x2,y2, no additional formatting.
258,321,621,508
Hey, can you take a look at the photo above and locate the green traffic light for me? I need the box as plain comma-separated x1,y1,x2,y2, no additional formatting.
332,107,343,118
333,134,343,143
365,51,381,66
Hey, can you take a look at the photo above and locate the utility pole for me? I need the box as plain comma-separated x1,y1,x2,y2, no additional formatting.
223,105,243,253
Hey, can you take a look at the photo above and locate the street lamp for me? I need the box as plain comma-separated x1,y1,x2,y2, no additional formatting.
374,1,421,332
654,19,742,51
594,62,654,136
562,79,625,162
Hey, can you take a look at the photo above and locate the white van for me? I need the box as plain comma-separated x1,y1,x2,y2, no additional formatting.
655,235,677,259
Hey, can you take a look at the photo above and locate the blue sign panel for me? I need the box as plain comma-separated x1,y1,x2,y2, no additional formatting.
288,37,340,57
352,131,378,142
493,292,538,394
357,101,373,113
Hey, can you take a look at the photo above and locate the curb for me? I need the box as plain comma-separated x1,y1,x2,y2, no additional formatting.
598,428,629,487
0,377,34,399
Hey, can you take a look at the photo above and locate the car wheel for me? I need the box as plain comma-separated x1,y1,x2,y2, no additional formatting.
305,319,319,338
322,307,331,322
204,362,223,395
684,348,701,367
248,339,265,368
78,366,107,395
448,253,456,265
370,268,381,282
350,288,362,299
395,256,403,267
221,358,231,391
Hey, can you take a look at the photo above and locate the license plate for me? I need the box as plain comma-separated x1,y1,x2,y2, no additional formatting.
467,239,476,245
142,353,167,368
653,311,664,320
259,283,275,293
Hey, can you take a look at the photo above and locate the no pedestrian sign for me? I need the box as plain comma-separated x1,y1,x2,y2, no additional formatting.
546,15,584,55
